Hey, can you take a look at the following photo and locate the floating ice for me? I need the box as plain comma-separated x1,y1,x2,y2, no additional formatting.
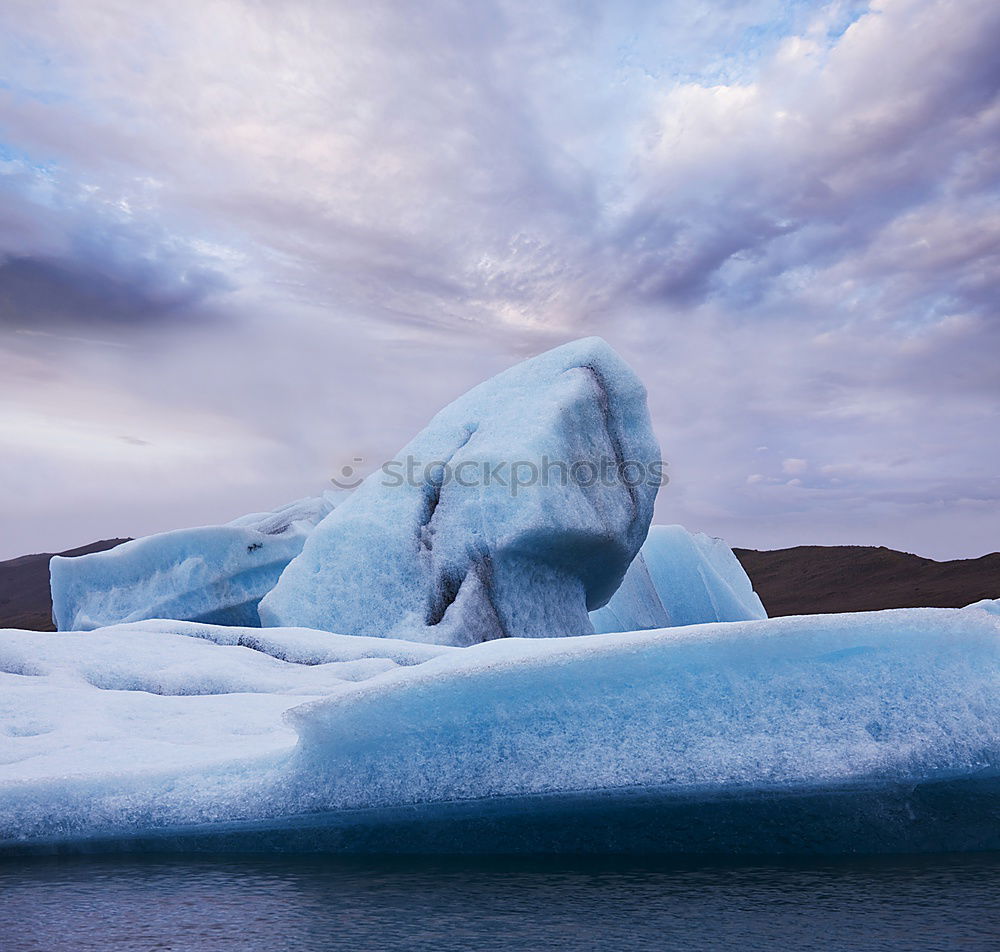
259,338,661,643
14,332,998,856
590,525,766,633
50,494,342,631
2,601,999,854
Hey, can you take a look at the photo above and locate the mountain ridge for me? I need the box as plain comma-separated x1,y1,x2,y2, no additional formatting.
733,544,1000,617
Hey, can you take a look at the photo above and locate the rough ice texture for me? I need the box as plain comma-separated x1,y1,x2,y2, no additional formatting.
225,493,346,534
2,602,998,851
259,338,661,643
590,525,766,633
50,494,341,631
0,620,451,800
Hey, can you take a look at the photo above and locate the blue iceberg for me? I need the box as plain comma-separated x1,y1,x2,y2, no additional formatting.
11,336,996,858
50,494,341,631
590,525,766,633
259,337,661,643
2,601,998,855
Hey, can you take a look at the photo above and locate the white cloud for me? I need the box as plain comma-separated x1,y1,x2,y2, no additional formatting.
0,0,997,559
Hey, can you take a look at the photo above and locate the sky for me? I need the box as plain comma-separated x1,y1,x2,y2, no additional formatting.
0,0,998,561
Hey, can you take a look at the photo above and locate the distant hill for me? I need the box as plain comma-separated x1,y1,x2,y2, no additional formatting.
0,538,997,631
0,539,130,632
733,545,1000,617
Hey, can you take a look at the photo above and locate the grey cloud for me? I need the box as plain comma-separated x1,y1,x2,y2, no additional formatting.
0,254,230,330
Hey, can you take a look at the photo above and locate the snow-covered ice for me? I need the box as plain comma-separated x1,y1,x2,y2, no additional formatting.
0,621,450,789
50,494,341,631
259,338,661,643
2,601,998,853
590,526,766,633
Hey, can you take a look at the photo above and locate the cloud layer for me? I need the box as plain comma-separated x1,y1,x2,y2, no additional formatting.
0,0,997,559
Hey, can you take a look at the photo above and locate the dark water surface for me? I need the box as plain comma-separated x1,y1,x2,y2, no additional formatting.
2,852,998,951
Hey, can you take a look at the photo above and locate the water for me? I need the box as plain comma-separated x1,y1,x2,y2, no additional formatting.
2,853,998,951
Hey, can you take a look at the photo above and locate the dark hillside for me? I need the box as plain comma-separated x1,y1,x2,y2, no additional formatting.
734,545,1000,617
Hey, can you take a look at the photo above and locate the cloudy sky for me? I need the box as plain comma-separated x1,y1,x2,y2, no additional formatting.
1,0,998,560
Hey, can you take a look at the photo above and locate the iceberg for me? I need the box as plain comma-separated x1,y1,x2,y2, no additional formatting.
13,335,997,858
590,526,766,633
259,338,661,643
2,601,999,855
50,494,341,631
